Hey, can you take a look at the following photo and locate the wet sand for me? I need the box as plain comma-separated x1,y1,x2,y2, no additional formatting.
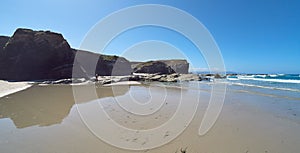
0,83,300,153
0,80,32,98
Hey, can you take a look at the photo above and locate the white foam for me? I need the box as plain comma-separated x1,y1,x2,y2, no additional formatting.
0,80,32,98
255,74,267,78
269,74,277,77
229,82,300,92
238,75,254,79
227,77,239,81
237,76,300,84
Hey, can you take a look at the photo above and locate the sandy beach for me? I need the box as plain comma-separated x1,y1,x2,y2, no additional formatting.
0,81,299,153
1,0,299,152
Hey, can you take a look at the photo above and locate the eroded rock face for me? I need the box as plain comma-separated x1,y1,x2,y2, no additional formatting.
0,36,10,62
97,54,132,76
158,60,189,74
0,28,132,81
133,61,175,74
74,50,132,77
0,28,75,80
0,28,190,81
0,36,10,49
132,60,189,74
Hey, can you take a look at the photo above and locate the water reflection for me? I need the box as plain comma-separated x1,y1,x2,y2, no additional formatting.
0,84,129,128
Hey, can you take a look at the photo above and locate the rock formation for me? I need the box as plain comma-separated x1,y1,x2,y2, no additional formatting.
74,50,132,77
0,29,76,80
133,61,175,74
158,60,189,74
0,36,10,61
0,28,132,81
132,60,189,74
0,36,10,50
0,28,190,81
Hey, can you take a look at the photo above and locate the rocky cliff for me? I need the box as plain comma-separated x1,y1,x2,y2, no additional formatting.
0,28,132,81
0,36,10,60
74,50,132,77
0,28,189,81
0,29,76,80
0,36,10,50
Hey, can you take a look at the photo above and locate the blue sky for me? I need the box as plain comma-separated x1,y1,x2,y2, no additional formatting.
1,0,299,73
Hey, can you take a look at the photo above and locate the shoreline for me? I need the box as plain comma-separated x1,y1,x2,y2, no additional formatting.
0,81,299,152
0,80,32,98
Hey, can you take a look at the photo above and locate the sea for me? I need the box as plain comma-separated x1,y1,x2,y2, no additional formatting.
159,73,300,124
225,74,300,99
215,74,300,124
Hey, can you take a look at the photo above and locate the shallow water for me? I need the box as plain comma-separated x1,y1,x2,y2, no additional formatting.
0,82,300,153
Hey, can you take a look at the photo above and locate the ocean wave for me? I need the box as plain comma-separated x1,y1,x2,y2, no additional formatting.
228,82,300,92
269,74,277,77
227,77,239,81
255,74,267,78
237,77,300,84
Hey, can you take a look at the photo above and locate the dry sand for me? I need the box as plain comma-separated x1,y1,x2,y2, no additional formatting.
0,83,299,153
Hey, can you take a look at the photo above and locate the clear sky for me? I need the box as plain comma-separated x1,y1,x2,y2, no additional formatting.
1,0,299,73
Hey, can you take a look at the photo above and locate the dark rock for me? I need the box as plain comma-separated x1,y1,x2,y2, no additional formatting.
74,50,132,77
178,74,202,81
158,60,189,74
0,28,76,80
98,54,132,76
214,73,226,79
133,61,175,74
0,36,10,61
0,28,190,81
128,75,143,81
149,75,162,81
132,60,189,74
0,36,10,50
0,28,132,81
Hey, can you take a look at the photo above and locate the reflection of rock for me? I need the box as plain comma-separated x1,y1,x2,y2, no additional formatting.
0,84,129,128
